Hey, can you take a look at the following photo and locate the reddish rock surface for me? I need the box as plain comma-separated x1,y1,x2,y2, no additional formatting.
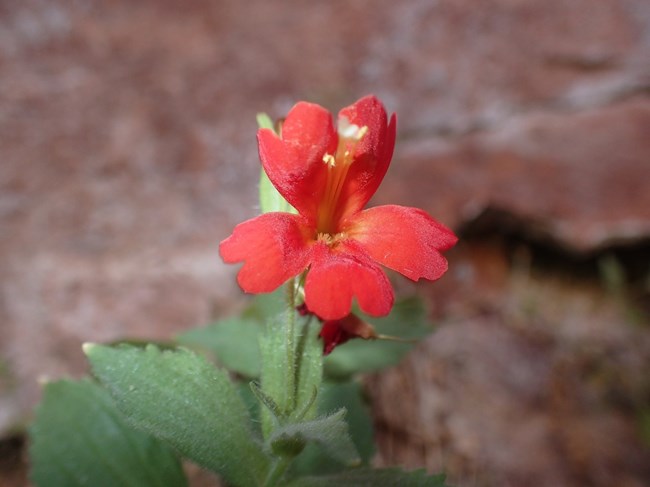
387,99,650,252
1,1,649,485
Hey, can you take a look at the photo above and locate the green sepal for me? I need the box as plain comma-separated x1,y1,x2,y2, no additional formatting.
84,343,269,487
29,378,187,487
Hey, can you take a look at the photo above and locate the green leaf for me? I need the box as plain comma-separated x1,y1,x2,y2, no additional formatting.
324,297,432,379
270,410,360,466
257,112,298,215
286,468,448,487
29,378,187,487
177,317,264,377
85,344,269,487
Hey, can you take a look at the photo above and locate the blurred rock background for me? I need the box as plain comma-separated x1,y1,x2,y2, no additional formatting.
1,0,649,485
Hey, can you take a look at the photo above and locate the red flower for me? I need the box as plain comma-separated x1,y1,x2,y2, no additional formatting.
220,95,457,320
319,314,378,355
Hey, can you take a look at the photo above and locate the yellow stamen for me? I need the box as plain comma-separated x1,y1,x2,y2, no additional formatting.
317,231,347,247
317,232,333,245
322,153,336,168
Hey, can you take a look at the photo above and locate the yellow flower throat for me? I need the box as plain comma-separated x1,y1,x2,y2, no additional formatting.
316,118,368,237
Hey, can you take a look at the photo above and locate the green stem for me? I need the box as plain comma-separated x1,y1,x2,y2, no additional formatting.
285,279,297,412
263,456,292,487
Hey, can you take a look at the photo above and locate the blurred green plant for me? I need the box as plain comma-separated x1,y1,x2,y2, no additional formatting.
29,290,446,486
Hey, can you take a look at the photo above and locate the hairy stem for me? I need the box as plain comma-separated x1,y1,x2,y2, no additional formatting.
285,278,297,412
263,456,292,487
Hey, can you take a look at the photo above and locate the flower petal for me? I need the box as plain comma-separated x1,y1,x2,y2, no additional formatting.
304,241,394,320
345,205,458,281
319,313,378,354
219,213,312,293
333,95,397,222
319,320,352,355
257,102,337,222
